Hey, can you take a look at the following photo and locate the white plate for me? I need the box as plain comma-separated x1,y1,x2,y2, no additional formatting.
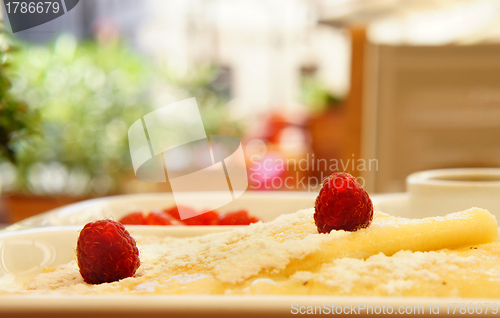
0,190,430,287
3,191,318,231
1,223,499,318
4,191,412,231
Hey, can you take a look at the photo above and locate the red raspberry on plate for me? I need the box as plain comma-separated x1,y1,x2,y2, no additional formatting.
145,211,173,225
118,211,146,225
314,172,373,233
218,210,260,225
183,210,219,225
164,205,197,221
76,219,140,284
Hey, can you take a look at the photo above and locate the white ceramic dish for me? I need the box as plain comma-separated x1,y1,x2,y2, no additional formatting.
3,191,318,231
0,191,411,288
4,191,414,232
1,224,499,318
0,185,498,317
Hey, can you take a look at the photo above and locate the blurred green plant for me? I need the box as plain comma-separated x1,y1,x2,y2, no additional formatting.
300,76,342,114
4,33,237,197
7,34,153,196
0,24,39,166
0,24,40,195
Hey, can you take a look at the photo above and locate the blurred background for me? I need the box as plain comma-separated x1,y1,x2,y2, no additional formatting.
1,0,500,223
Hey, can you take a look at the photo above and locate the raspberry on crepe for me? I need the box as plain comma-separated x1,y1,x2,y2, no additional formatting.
314,172,373,233
76,219,140,284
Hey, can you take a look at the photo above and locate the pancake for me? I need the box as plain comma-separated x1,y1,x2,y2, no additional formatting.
19,207,500,298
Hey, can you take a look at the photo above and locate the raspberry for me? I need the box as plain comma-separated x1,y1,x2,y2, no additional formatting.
164,206,197,221
314,172,373,233
118,211,146,225
218,210,260,225
145,211,173,225
184,210,219,225
76,219,140,284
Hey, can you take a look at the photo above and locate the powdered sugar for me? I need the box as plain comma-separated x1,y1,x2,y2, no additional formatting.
18,207,496,296
290,250,478,295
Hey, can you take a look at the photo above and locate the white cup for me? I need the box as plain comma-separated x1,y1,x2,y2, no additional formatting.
407,168,500,218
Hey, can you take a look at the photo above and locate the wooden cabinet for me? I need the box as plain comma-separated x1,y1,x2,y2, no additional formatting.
362,44,500,193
